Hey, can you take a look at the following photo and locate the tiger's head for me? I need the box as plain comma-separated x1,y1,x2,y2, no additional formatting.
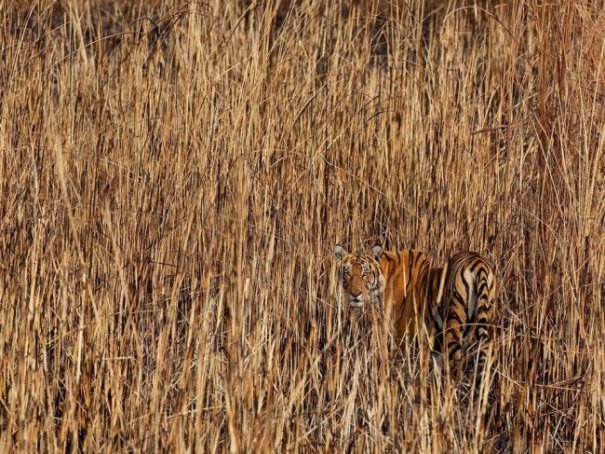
334,244,386,308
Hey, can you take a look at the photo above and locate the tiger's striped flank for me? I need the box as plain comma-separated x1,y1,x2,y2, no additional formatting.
435,251,497,378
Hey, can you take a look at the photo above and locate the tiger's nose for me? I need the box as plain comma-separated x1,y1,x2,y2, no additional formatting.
350,290,361,298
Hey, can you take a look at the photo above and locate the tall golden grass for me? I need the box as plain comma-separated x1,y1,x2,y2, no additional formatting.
0,0,603,451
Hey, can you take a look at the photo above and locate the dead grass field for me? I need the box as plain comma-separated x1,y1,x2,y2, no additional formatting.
0,0,604,452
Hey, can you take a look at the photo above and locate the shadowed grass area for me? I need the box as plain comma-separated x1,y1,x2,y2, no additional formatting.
0,0,603,451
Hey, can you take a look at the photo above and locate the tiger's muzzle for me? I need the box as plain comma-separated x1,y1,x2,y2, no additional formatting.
346,289,365,308
348,296,364,308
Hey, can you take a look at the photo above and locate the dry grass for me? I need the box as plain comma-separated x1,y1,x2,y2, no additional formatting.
0,0,604,452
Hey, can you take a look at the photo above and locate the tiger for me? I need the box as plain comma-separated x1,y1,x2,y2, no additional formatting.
334,245,497,377
428,252,497,379
334,244,432,339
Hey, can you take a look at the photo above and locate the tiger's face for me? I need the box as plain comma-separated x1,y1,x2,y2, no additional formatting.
334,244,385,308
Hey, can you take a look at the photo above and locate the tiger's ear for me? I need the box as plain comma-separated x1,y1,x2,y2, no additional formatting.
372,245,383,261
334,244,347,260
